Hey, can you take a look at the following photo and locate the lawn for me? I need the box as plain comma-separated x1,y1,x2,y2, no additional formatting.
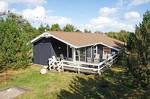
0,65,149,99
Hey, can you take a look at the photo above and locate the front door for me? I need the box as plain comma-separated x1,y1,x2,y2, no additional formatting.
103,47,111,59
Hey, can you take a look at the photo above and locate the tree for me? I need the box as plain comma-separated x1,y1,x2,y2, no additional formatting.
127,11,150,87
51,24,61,31
106,30,130,42
0,12,34,72
45,24,50,31
84,29,91,33
21,19,39,39
38,24,51,34
63,24,76,32
75,29,82,32
38,24,45,33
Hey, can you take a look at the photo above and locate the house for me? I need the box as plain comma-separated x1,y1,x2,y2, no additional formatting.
31,31,124,66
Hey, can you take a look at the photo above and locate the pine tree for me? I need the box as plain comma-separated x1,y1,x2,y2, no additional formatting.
127,11,150,87
63,24,76,32
0,13,34,72
51,24,61,31
38,24,45,33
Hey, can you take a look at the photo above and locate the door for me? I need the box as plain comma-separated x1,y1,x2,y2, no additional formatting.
103,47,111,59
33,38,52,65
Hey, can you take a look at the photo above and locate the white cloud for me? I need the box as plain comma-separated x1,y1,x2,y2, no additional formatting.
0,0,46,5
22,0,46,4
46,16,72,25
80,4,136,32
22,6,46,19
0,1,8,12
90,16,112,26
22,6,72,26
84,16,134,32
124,11,140,22
0,0,141,32
131,0,150,5
99,7,118,16
80,2,143,32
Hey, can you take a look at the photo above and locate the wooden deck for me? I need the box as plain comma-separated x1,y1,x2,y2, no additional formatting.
49,54,118,75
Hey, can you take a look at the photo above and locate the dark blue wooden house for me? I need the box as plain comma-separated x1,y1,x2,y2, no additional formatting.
31,31,124,65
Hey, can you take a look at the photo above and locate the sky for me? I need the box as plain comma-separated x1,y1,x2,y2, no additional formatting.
0,0,150,32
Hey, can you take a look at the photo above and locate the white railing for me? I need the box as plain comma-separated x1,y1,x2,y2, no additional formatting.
60,54,118,75
48,54,118,75
62,60,97,73
97,54,118,74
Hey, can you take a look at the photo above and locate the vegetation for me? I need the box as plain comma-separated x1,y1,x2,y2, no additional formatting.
0,12,84,73
0,65,149,99
38,24,51,33
75,29,82,32
106,30,130,42
0,65,77,99
63,24,76,32
0,10,150,98
84,29,91,33
127,11,150,88
0,13,38,72
51,24,62,31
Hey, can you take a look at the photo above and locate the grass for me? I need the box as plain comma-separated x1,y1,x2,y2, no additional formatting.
0,65,78,99
0,65,149,99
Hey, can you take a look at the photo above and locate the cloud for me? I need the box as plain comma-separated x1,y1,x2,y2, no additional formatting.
124,11,140,22
80,1,143,32
82,6,133,32
0,1,8,12
99,7,118,16
46,16,72,25
80,5,136,32
0,0,141,32
130,0,150,5
83,16,134,32
0,0,46,5
22,6,46,19
22,6,72,26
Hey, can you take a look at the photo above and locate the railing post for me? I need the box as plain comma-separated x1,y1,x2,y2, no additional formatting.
98,65,101,75
49,65,51,71
58,66,60,72
62,60,64,72
77,64,80,74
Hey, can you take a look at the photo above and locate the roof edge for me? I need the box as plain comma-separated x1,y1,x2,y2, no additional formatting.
31,32,78,48
76,43,121,51
31,32,50,43
31,32,123,51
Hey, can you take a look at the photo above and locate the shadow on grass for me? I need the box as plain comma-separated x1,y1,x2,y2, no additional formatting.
57,68,149,99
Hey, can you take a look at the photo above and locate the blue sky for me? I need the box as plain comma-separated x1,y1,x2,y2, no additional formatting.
0,0,150,32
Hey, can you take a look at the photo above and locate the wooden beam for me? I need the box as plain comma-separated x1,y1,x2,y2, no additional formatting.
96,45,98,55
85,47,86,62
72,48,76,62
91,46,93,58
67,45,69,59
78,49,80,62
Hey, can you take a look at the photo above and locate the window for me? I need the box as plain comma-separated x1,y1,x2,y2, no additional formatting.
103,47,111,59
80,48,86,61
93,46,97,57
76,49,80,61
75,48,86,62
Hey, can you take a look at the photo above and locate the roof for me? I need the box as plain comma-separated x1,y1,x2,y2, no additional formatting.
31,31,125,51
